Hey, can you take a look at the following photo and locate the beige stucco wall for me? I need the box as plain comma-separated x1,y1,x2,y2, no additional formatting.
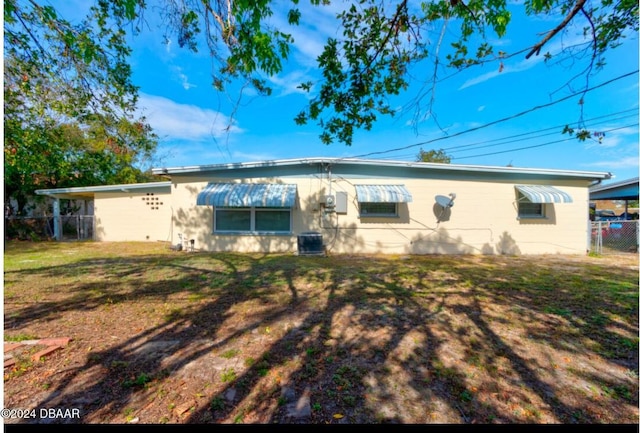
94,190,172,242
167,174,592,255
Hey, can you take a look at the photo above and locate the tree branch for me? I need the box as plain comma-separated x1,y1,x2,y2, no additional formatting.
525,0,587,59
18,1,49,57
580,5,598,55
575,5,598,126
363,0,408,73
202,0,236,45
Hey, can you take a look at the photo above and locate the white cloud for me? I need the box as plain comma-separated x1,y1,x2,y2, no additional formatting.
584,135,621,150
584,126,639,149
137,93,242,141
458,57,543,90
268,2,346,68
269,70,313,97
230,151,280,162
171,66,196,90
458,31,588,90
178,73,195,90
288,24,334,67
585,156,639,169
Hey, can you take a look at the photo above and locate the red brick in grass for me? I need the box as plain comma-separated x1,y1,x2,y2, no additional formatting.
31,345,63,361
4,343,23,353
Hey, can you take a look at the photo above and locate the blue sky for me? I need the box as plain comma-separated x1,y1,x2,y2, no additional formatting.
61,1,639,184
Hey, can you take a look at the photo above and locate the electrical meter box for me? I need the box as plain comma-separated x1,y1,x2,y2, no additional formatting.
324,195,336,208
335,191,348,213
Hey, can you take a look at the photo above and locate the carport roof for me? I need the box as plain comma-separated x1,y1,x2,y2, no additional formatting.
34,181,172,199
589,177,639,201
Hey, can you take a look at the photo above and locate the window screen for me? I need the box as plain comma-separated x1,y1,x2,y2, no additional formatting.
215,209,251,231
255,209,291,232
518,202,545,218
359,202,397,217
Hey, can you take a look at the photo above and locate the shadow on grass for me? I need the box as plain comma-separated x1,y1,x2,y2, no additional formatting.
3,243,638,424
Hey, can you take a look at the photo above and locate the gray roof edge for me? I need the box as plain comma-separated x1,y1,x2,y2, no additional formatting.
589,176,639,192
151,157,612,179
35,181,172,196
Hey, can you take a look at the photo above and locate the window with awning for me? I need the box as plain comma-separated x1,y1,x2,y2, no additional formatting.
354,184,413,203
197,183,297,234
515,185,573,204
355,184,412,217
515,185,572,219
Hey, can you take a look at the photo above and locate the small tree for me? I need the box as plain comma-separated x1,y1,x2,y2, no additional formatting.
416,148,452,163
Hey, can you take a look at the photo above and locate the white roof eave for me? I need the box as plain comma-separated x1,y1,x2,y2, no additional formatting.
151,157,612,180
34,181,172,197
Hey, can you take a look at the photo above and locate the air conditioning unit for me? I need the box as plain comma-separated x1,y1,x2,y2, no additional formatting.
324,195,336,208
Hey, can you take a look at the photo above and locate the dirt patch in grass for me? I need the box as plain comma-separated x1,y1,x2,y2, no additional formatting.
3,241,639,425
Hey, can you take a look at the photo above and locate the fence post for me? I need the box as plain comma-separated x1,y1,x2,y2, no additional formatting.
80,200,86,239
52,199,61,241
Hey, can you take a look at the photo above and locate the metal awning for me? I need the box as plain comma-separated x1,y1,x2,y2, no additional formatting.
515,185,573,204
354,184,413,203
589,177,639,201
196,183,297,207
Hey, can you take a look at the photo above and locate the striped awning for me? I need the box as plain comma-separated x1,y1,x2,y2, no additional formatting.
515,185,573,204
196,183,297,207
354,184,413,203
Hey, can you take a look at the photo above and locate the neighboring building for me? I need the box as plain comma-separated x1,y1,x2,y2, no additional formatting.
589,176,639,201
36,157,612,255
589,176,640,218
35,182,172,242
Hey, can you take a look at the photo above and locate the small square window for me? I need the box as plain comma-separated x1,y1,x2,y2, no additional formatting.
359,202,397,217
517,195,545,219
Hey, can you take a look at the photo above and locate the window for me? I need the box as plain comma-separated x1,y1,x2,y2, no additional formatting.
255,209,291,231
514,185,570,219
354,184,411,218
359,202,398,217
517,201,545,219
215,207,291,233
215,209,251,231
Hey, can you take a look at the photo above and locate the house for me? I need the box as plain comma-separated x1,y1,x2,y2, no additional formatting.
35,157,612,255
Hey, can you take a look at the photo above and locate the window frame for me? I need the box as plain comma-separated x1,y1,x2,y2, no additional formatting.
358,202,399,218
516,194,546,219
214,206,292,234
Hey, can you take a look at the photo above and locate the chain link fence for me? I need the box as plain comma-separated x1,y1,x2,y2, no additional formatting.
5,216,94,241
590,220,639,255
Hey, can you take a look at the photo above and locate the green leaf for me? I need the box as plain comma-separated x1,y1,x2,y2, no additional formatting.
123,0,138,20
288,8,301,25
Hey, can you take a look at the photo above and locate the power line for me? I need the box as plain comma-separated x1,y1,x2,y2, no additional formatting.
451,123,639,160
443,110,638,153
449,112,638,155
349,70,639,159
363,108,639,160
